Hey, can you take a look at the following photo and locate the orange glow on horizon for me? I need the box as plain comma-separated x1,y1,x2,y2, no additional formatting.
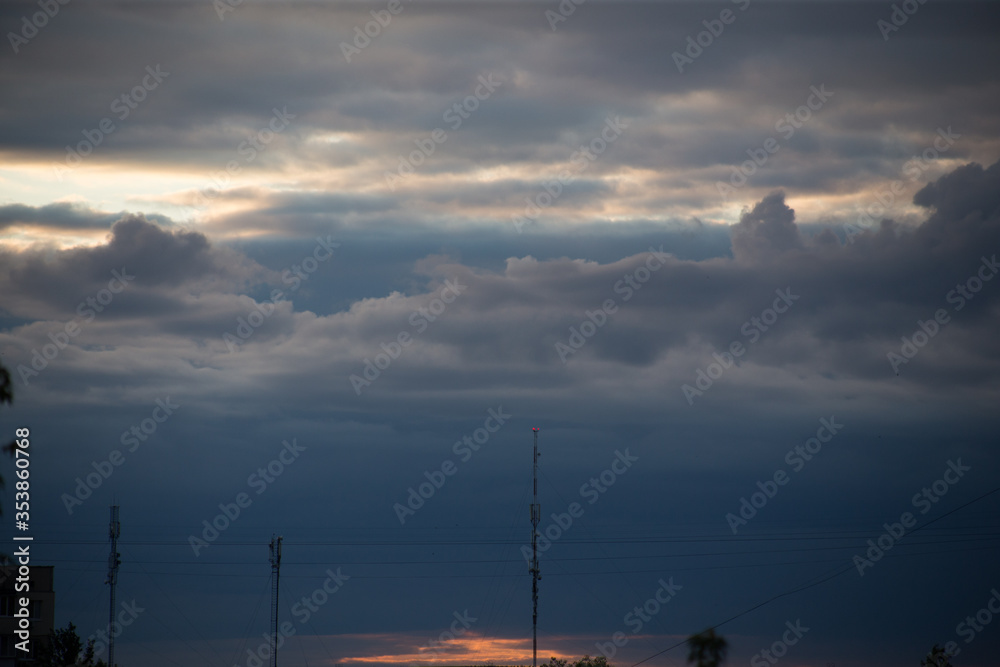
339,632,573,666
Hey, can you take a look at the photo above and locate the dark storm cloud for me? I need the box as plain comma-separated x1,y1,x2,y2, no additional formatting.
913,160,1000,228
730,190,804,261
2,1,998,194
292,161,998,417
0,213,272,321
7,160,998,427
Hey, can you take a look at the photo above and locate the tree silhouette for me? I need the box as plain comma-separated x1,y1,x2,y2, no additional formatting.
1,361,14,454
0,367,107,665
920,645,954,667
686,628,728,667
34,622,109,667
1,362,14,556
541,656,613,667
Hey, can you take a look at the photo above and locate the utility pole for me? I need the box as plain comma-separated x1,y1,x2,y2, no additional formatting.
529,428,541,667
269,535,283,667
106,505,121,667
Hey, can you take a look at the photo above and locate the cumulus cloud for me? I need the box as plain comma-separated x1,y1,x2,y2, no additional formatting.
1,213,273,320
3,160,998,421
729,190,804,262
914,160,1000,228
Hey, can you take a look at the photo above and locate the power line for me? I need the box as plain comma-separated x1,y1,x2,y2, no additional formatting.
32,526,1000,548
36,533,1000,568
627,484,1000,667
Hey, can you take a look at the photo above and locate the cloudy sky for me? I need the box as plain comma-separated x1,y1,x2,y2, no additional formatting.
2,1,1000,666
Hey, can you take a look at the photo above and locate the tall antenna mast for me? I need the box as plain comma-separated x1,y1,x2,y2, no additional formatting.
269,535,283,667
106,505,121,667
530,428,541,667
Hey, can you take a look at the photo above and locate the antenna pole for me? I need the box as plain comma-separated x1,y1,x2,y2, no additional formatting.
530,428,541,667
106,505,121,667
269,535,283,667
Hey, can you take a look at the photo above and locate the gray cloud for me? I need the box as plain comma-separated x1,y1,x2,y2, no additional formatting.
730,190,804,261
0,202,173,231
3,4,1000,666
1,213,272,321
4,160,998,421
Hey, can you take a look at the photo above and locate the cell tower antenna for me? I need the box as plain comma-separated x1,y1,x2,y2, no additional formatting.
269,535,283,667
106,504,121,667
530,428,541,667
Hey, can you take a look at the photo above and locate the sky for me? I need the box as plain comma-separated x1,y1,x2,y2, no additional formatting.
1,1,1000,666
